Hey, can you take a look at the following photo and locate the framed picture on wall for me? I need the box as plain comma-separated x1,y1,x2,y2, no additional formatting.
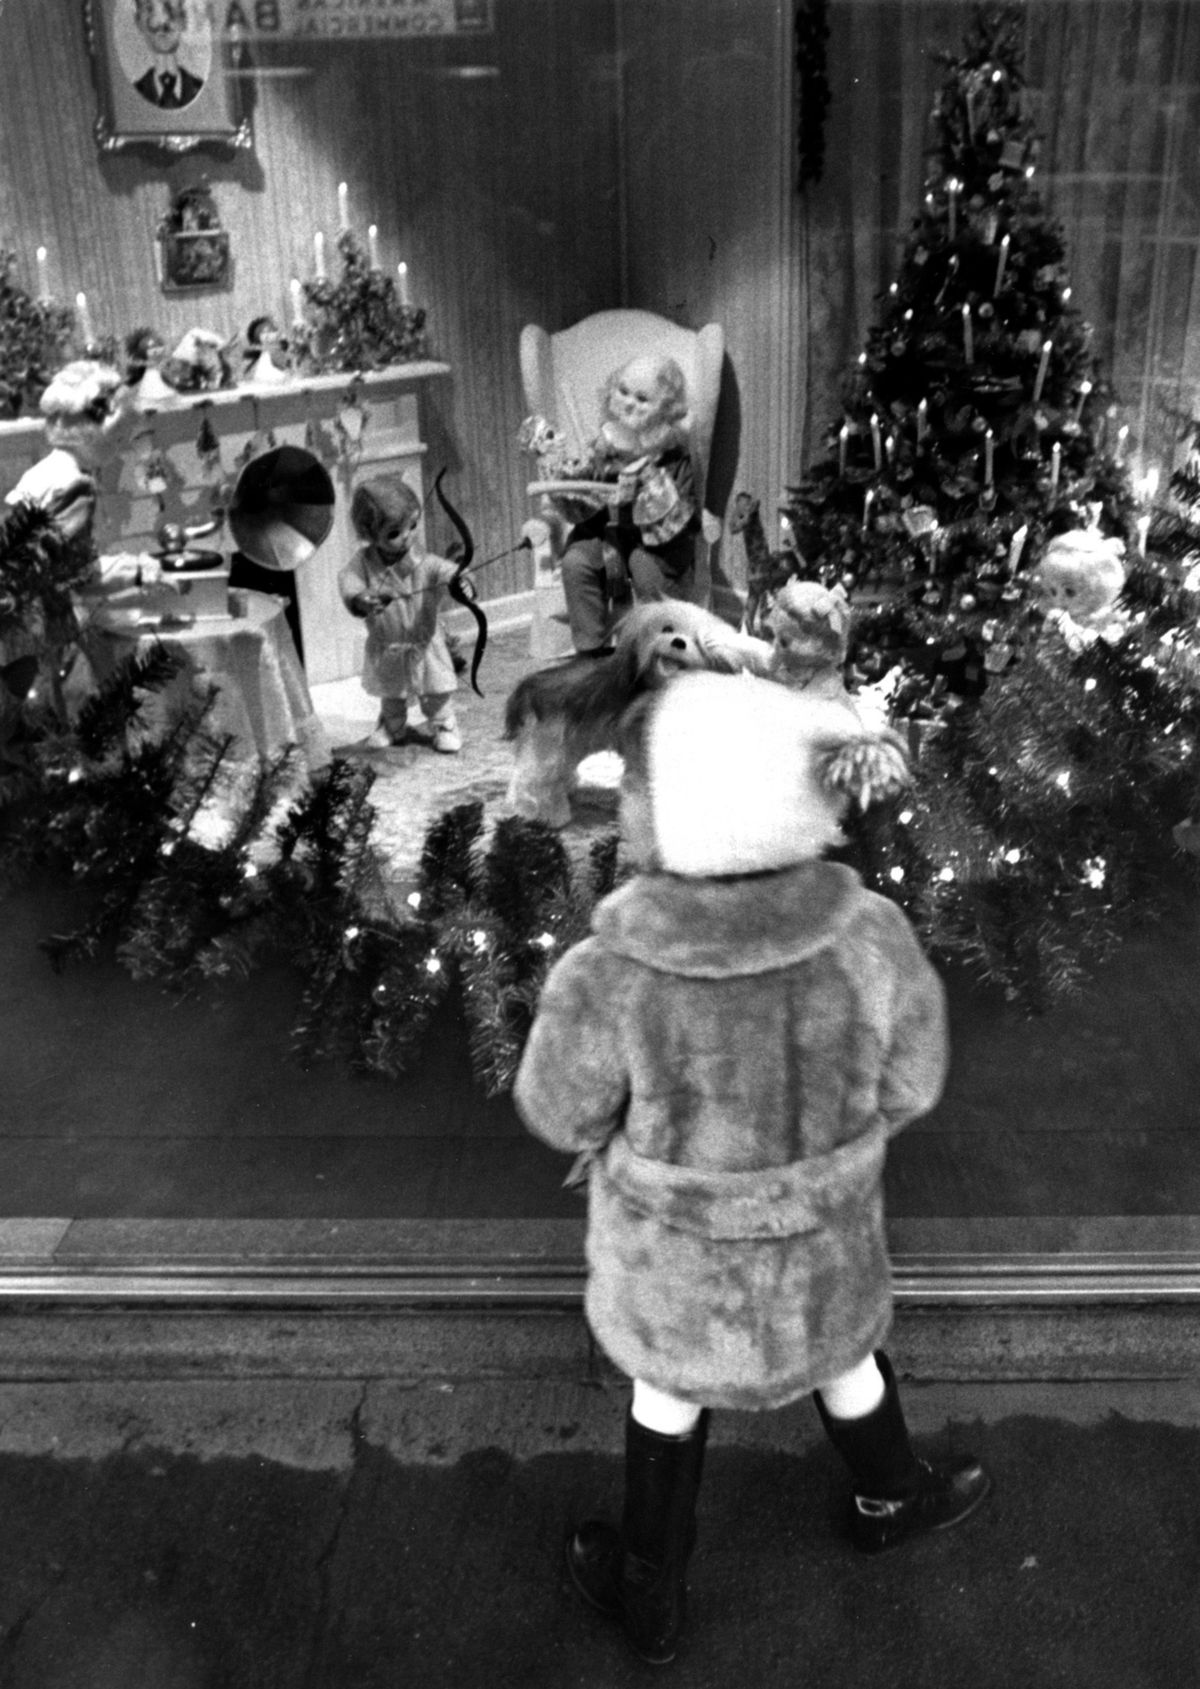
84,0,252,153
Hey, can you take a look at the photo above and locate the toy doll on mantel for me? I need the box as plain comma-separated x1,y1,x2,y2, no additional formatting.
522,353,702,655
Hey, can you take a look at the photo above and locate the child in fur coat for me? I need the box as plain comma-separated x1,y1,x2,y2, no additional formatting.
514,673,992,1666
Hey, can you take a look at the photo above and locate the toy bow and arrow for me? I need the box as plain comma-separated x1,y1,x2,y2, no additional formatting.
433,467,488,697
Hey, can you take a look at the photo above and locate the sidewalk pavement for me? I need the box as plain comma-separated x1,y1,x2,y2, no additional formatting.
0,1372,1196,1688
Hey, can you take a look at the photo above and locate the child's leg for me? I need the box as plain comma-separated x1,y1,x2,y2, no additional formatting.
627,536,703,606
366,697,407,747
561,536,618,653
421,692,461,754
815,1351,886,1419
815,1350,991,1553
567,1376,709,1666
631,1378,705,1435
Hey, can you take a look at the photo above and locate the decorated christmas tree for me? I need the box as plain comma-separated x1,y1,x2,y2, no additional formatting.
780,2,1200,1009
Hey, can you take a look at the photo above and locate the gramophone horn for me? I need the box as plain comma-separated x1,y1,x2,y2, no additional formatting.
227,444,335,572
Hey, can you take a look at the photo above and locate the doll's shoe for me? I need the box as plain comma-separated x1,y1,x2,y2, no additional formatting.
363,723,396,749
431,723,462,754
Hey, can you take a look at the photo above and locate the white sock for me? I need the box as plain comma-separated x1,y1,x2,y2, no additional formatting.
631,1378,704,1436
818,1353,886,1421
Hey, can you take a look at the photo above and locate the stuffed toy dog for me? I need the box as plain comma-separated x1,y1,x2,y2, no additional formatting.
505,600,772,827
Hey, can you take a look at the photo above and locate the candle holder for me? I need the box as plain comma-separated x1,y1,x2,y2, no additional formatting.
300,230,427,373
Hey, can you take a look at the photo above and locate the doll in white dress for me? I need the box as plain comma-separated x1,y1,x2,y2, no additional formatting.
338,477,462,753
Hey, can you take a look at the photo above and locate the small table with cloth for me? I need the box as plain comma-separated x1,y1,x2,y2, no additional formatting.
87,581,329,770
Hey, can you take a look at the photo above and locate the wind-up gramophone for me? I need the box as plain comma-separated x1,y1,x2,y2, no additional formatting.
148,444,335,632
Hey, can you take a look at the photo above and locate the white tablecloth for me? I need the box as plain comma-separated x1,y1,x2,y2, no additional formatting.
93,592,330,769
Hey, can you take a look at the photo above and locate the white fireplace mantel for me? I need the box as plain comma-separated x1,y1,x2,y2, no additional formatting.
0,362,451,686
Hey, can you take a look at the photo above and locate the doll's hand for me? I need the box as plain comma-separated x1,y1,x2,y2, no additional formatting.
348,592,378,618
616,457,648,501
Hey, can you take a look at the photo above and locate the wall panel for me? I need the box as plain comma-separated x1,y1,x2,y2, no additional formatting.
0,1,624,657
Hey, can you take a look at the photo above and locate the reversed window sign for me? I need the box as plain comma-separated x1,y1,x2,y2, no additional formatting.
207,0,493,39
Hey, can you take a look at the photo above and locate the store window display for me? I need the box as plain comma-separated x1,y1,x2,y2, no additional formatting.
0,0,1197,1288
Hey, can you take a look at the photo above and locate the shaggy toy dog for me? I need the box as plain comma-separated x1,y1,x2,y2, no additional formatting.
505,600,772,827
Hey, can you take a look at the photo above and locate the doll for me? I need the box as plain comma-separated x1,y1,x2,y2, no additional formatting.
338,476,463,753
523,352,701,654
767,577,854,699
5,360,131,546
514,672,989,1665
1,359,156,706
1030,528,1128,649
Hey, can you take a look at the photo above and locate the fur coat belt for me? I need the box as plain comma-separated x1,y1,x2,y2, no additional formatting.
601,1122,888,1240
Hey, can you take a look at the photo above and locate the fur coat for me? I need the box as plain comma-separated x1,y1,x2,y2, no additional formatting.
513,861,948,1410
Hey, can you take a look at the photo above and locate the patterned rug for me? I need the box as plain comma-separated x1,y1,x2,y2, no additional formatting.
310,626,621,887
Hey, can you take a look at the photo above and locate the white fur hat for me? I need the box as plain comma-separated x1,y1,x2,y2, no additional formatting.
629,671,907,877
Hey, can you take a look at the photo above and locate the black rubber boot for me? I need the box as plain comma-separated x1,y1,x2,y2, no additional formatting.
814,1351,991,1554
566,1407,709,1666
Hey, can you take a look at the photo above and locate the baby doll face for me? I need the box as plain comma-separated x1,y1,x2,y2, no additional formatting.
607,356,671,437
375,512,418,562
1031,537,1125,625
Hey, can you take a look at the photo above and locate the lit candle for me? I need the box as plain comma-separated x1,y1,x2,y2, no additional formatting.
1074,379,1093,424
35,245,49,301
313,231,326,279
870,412,882,470
289,277,304,327
337,181,350,232
993,234,1010,297
885,432,896,469
1048,441,1062,502
75,291,94,345
1115,424,1129,465
862,487,876,533
368,224,381,270
397,261,410,306
1007,524,1028,572
1137,512,1151,557
916,398,928,445
925,192,935,216
1033,339,1051,403
1143,466,1160,502
961,302,974,365
984,427,994,487
838,423,850,475
947,178,959,242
